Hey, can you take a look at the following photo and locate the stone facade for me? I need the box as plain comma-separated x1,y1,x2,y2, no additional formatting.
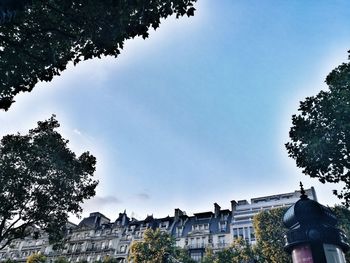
0,187,316,262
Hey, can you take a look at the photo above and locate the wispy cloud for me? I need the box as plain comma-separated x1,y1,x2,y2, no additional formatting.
73,128,82,135
82,195,121,212
136,192,151,201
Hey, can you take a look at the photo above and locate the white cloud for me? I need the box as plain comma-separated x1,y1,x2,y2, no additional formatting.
73,129,82,136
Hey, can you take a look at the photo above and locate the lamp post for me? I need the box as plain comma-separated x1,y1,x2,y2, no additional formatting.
283,183,349,263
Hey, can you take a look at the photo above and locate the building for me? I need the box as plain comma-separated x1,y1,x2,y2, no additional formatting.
0,187,316,262
231,187,317,244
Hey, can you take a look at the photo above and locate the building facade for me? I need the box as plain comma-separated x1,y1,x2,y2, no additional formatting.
0,188,316,262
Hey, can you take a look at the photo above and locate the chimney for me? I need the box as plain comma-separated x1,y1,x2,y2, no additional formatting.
214,203,221,218
231,200,237,216
175,208,183,221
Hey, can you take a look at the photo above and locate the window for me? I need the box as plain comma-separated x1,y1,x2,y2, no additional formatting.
191,252,202,261
238,228,244,238
250,226,255,241
220,222,227,232
218,235,225,247
120,245,127,253
244,227,249,241
176,227,182,237
233,228,238,239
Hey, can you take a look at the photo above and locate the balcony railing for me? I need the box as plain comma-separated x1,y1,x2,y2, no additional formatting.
186,243,208,249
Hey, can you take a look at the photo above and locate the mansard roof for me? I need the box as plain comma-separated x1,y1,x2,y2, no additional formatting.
78,212,110,228
194,211,214,218
144,215,154,222
158,215,174,222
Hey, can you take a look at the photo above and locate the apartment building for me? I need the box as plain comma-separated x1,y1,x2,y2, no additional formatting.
0,187,316,262
230,187,316,244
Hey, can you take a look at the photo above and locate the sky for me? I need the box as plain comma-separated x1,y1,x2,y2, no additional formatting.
1,0,350,223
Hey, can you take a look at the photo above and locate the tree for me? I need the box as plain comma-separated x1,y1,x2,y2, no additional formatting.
0,0,197,111
229,238,256,263
101,256,118,263
0,115,98,249
26,253,46,263
201,238,256,263
128,228,184,263
253,207,291,263
201,248,216,263
53,256,69,263
332,206,350,262
173,247,196,263
286,52,350,206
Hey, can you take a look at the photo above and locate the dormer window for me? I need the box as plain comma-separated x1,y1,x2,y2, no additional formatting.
176,226,183,237
219,221,227,232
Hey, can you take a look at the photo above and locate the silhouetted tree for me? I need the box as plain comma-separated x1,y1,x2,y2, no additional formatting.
0,115,98,249
332,206,350,261
286,52,350,206
0,0,196,111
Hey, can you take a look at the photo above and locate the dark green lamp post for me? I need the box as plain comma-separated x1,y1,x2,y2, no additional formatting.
283,183,349,263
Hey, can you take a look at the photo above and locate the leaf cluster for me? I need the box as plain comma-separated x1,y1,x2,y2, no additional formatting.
0,0,197,111
286,51,350,206
26,253,46,263
253,207,291,263
0,115,98,248
53,256,69,263
202,238,256,263
332,206,350,261
128,228,191,263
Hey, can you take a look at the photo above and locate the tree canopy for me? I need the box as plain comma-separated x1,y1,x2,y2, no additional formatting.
253,207,291,263
26,253,46,263
0,0,196,111
0,115,98,249
128,228,194,263
286,52,350,206
202,238,256,263
332,206,350,261
252,206,350,262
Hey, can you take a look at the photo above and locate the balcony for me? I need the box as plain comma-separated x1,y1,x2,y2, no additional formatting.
214,243,227,249
115,250,127,256
186,243,208,249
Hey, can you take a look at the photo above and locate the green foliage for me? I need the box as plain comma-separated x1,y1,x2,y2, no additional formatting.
286,52,350,206
201,238,256,263
128,228,181,263
53,256,69,263
230,238,256,263
101,256,118,263
0,0,197,111
3,259,18,263
174,247,196,263
332,206,350,261
26,253,46,263
253,207,291,263
0,115,98,248
201,248,216,263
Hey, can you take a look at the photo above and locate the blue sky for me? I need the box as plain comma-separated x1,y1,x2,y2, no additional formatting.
1,0,350,222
